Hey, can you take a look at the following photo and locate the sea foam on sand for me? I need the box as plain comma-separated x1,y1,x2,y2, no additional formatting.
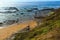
0,27,5,29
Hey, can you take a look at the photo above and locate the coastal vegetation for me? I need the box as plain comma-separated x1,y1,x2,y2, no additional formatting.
9,8,60,40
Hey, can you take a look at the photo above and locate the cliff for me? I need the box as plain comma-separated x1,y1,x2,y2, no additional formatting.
11,8,60,40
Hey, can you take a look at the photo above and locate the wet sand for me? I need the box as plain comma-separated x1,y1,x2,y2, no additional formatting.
0,20,37,40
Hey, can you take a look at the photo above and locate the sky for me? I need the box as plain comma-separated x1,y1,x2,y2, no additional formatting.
0,0,60,3
0,0,60,7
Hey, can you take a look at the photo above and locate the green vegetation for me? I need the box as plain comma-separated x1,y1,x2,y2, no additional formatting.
49,12,54,15
13,8,60,40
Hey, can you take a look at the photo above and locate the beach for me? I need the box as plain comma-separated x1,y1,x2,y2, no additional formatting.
0,20,37,40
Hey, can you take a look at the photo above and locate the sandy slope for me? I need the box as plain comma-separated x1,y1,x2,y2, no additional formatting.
0,20,37,40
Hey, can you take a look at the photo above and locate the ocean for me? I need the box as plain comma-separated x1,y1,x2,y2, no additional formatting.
0,1,60,24
17,1,60,9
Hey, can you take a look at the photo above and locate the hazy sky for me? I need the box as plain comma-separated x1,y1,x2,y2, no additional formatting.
0,0,60,3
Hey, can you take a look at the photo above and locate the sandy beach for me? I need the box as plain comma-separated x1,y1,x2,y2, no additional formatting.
0,20,37,40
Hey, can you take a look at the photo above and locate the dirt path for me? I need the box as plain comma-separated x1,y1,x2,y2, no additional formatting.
0,20,37,40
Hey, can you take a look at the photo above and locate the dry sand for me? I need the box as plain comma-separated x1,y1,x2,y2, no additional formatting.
0,20,37,40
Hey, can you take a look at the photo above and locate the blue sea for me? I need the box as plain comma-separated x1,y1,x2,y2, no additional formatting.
16,1,60,9
0,1,60,23
16,1,60,22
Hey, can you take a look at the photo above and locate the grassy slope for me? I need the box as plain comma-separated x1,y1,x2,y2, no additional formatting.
13,8,60,40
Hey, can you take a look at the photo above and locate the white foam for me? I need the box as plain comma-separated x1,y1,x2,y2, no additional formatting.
0,27,5,29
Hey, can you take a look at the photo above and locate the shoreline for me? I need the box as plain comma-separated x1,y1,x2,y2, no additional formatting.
0,20,37,40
